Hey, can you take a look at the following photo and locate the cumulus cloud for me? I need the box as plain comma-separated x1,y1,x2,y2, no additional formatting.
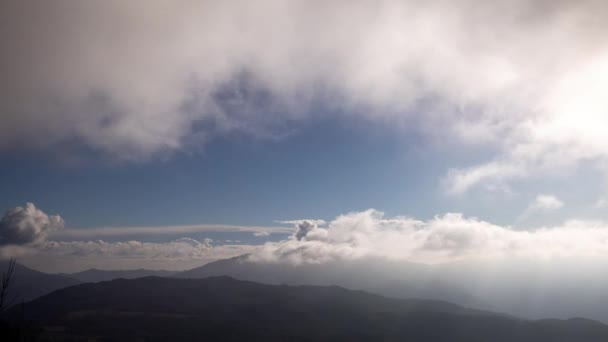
289,221,326,241
250,209,608,265
0,203,64,245
1,0,608,184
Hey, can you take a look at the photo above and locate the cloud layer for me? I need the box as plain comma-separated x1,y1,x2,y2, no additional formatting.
53,224,290,240
0,203,262,271
28,238,256,272
3,203,608,274
0,203,64,246
2,0,608,194
251,209,608,265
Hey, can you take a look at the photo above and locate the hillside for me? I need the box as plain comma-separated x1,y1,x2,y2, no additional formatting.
0,261,80,304
9,276,608,341
176,256,608,322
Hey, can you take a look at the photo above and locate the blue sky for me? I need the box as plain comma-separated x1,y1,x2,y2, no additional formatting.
2,112,606,235
0,116,447,228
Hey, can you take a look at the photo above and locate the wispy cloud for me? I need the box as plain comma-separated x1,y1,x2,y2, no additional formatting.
594,197,608,209
52,224,291,240
20,238,258,273
517,194,564,222
528,194,564,211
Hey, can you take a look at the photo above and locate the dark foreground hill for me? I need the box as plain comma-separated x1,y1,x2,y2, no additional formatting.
0,261,80,304
5,276,608,341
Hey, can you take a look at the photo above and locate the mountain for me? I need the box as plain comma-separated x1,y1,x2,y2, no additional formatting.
176,255,478,309
176,256,608,323
66,268,175,283
0,261,80,304
177,255,439,295
8,276,608,341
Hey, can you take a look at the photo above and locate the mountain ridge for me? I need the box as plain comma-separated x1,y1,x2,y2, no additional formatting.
0,261,80,304
4,276,608,341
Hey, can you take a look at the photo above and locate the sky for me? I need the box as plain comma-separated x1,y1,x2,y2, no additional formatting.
2,0,608,273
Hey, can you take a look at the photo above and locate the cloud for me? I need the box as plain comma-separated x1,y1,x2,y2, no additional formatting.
594,198,608,209
444,161,527,195
7,207,608,274
294,221,317,241
52,224,291,240
517,194,564,222
1,0,608,178
276,220,327,227
0,203,64,245
278,221,323,241
443,51,608,193
274,220,328,240
250,209,608,265
0,203,267,271
529,194,564,211
15,238,258,273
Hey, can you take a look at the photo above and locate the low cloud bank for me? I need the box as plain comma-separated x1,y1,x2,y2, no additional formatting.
18,238,257,273
251,209,608,264
0,203,259,271
4,204,608,276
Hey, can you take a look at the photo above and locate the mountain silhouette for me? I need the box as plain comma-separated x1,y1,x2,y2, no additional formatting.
0,261,80,304
9,276,608,341
66,268,175,283
175,255,608,322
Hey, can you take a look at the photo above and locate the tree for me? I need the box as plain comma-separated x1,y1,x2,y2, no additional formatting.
0,257,16,312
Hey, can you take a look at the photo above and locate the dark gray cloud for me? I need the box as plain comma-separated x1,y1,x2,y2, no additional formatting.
0,203,64,245
295,221,317,241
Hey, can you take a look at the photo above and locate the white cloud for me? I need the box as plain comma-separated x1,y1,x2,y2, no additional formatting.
1,0,607,177
443,55,608,193
276,220,327,227
0,203,270,271
0,203,64,245
7,207,608,274
594,198,608,209
529,194,564,211
250,209,608,265
444,161,527,195
15,238,258,273
517,194,564,222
